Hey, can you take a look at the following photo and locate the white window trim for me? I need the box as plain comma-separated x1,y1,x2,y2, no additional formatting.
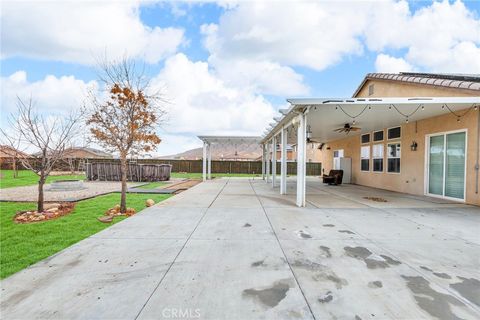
386,142,401,174
373,130,384,142
372,143,384,173
424,128,468,203
387,126,402,141
360,145,370,172
361,133,371,144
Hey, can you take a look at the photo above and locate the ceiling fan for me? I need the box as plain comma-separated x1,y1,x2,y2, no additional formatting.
333,123,361,134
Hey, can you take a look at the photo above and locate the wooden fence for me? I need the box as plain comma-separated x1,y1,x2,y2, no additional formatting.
86,163,171,181
2,158,322,176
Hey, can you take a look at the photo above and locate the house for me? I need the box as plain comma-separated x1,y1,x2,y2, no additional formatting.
62,147,113,159
0,145,29,169
261,72,480,206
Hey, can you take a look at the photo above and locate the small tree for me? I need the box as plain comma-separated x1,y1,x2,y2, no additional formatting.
86,58,165,213
2,97,81,212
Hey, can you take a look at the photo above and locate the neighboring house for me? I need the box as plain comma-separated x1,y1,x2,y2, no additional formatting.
0,145,29,169
315,72,479,205
0,145,29,159
62,147,113,159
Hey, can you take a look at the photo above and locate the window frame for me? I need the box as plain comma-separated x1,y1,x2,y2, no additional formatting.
372,143,384,173
387,126,402,140
360,145,370,172
387,142,401,174
373,130,384,142
361,133,371,144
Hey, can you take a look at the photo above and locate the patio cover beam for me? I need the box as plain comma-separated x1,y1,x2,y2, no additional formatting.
271,136,276,187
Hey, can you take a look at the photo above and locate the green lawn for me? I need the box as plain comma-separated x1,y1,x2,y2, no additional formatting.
0,193,170,279
170,173,261,179
136,181,168,189
0,170,85,189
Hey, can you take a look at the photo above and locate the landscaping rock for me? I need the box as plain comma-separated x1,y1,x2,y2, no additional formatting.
97,216,114,223
145,199,155,207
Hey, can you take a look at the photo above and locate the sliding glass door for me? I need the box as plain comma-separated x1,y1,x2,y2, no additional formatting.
427,131,466,200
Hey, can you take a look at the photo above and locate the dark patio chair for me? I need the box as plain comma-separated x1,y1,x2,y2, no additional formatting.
322,170,344,185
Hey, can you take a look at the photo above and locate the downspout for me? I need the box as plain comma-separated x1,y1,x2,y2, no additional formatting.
476,108,479,194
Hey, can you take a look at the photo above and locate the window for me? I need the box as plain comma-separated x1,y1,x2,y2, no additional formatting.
368,84,374,96
361,133,370,144
372,144,384,172
388,126,401,140
361,146,370,171
387,143,401,173
373,130,384,142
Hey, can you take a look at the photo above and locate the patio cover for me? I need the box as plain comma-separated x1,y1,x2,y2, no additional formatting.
197,136,263,181
260,97,480,207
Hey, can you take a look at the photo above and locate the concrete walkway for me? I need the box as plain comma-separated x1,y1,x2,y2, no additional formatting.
1,178,479,319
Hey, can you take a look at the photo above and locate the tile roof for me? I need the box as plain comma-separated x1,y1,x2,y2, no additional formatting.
353,72,480,97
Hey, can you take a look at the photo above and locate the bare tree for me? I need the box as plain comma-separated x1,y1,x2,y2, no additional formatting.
86,57,166,214
2,97,81,212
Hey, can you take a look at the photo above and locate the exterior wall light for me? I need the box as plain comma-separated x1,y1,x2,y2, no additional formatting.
410,141,418,151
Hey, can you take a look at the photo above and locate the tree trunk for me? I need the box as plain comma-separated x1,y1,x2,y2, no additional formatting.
38,174,45,212
12,158,17,178
120,156,128,214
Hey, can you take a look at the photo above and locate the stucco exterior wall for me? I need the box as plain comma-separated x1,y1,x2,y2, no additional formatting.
356,79,478,98
318,109,479,205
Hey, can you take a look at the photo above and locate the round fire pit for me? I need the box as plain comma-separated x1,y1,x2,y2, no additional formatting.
48,179,85,191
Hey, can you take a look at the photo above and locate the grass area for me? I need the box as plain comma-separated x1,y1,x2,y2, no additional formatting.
0,193,171,279
136,181,168,189
0,170,85,189
171,173,261,179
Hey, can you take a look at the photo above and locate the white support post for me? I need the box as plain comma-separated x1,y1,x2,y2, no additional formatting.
266,143,270,183
202,142,207,182
296,113,307,207
207,143,212,180
280,126,287,195
271,136,276,187
261,144,266,180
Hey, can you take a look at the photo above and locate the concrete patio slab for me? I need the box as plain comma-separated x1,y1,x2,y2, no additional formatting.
1,178,479,320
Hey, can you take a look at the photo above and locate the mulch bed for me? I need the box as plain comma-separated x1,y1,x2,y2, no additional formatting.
14,203,75,224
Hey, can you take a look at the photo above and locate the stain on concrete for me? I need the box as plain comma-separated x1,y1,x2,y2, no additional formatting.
318,291,333,303
292,258,347,289
355,316,362,320
380,255,401,265
433,272,452,280
344,246,388,269
296,230,312,239
338,230,355,234
242,280,291,308
319,246,332,258
243,223,252,227
251,259,266,267
420,266,433,272
368,281,383,288
344,247,401,269
450,277,480,307
402,275,464,320
323,224,335,227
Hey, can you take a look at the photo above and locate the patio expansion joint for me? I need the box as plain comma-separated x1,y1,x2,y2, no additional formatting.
249,179,317,320
133,179,230,320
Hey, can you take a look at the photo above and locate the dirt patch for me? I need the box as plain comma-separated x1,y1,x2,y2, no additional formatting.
169,179,202,193
14,203,75,224
363,196,387,202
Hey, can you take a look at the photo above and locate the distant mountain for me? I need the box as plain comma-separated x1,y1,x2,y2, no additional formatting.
158,144,262,160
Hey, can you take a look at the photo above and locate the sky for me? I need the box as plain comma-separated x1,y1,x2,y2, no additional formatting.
1,0,479,156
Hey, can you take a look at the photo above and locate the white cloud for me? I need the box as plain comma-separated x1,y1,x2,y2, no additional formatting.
366,0,480,73
151,53,277,137
205,0,480,73
375,54,413,73
202,1,368,71
1,71,97,116
0,1,185,64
